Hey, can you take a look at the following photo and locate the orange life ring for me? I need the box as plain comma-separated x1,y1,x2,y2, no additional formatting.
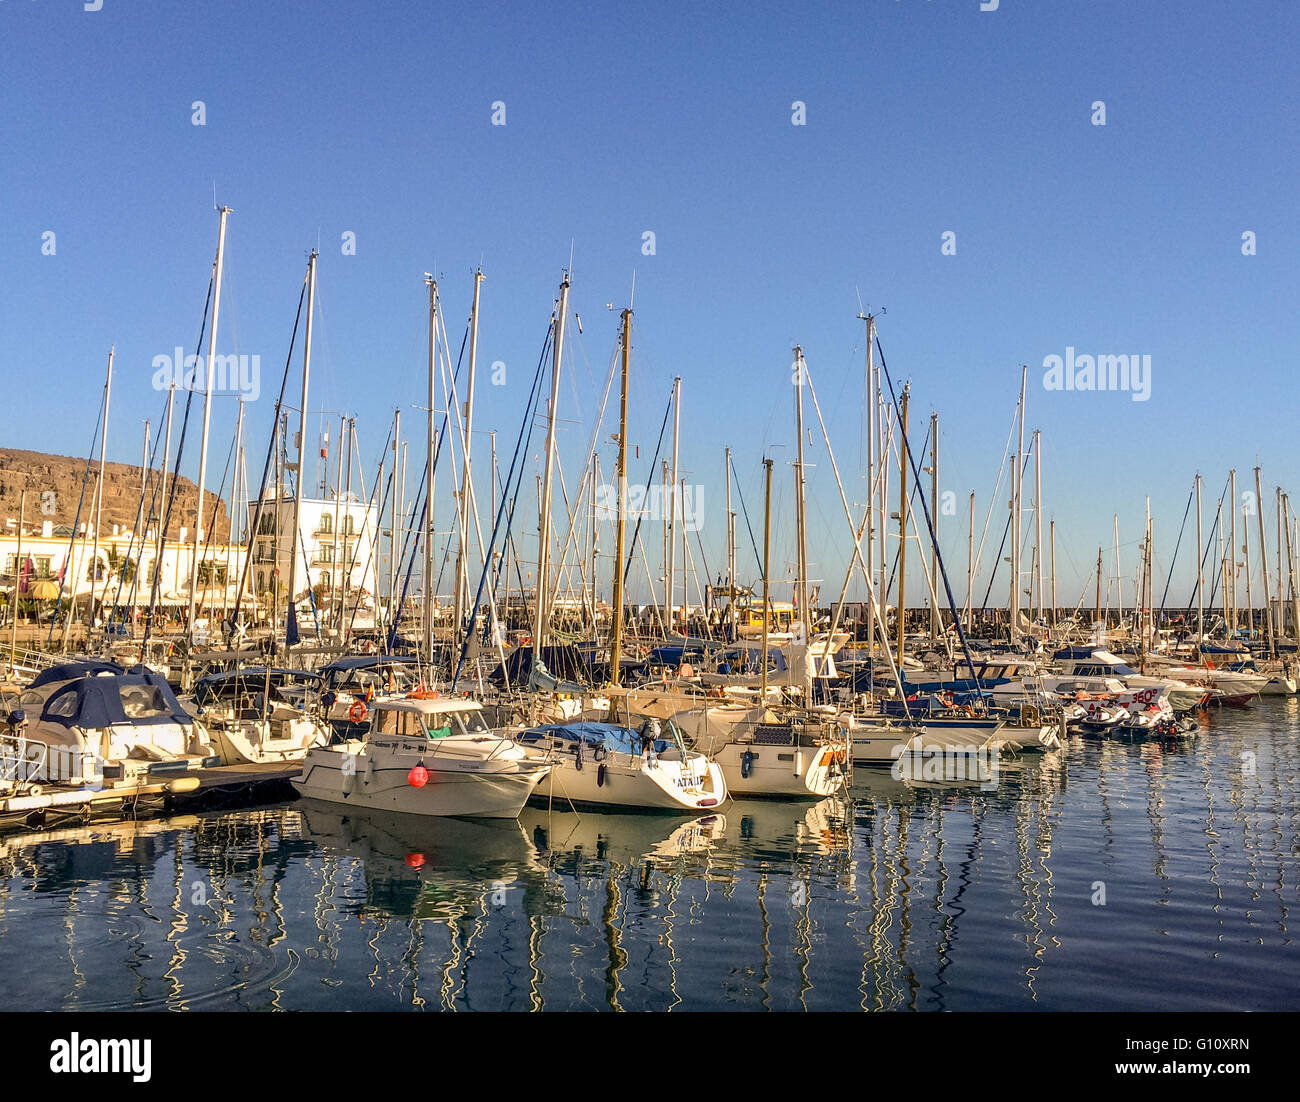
348,701,368,723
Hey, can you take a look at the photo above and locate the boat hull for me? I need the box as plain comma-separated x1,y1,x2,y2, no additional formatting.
292,745,549,819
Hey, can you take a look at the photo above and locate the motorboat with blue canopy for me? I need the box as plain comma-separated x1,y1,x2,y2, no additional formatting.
17,664,217,783
518,722,671,756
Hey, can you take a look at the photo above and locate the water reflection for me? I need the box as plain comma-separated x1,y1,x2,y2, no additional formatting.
0,707,1297,1010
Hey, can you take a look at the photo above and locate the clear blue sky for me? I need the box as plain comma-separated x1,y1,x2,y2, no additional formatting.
2,0,1297,610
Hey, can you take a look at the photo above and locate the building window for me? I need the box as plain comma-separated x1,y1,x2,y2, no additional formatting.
319,513,332,534
320,571,331,590
342,514,355,536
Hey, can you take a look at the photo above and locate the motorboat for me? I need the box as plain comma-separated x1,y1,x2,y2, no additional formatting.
13,660,217,785
292,696,550,818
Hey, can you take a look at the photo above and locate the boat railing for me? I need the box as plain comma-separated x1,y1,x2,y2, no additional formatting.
0,732,49,786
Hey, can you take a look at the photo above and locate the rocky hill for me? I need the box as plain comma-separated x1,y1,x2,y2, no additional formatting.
0,448,233,541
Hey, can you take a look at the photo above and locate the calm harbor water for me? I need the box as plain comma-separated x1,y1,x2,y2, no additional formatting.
2,702,1297,1012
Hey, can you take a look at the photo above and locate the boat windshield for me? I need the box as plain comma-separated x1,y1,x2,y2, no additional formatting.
421,708,489,739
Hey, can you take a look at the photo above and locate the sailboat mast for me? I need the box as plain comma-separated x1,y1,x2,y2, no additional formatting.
929,411,939,637
1255,466,1275,656
1049,517,1057,632
1243,498,1253,635
966,491,975,630
896,383,909,664
1284,492,1299,644
861,313,876,657
1228,469,1237,632
89,346,113,628
1095,547,1103,631
155,382,175,602
1195,474,1203,642
793,348,809,641
423,275,438,659
10,491,25,666
1011,366,1026,644
607,308,631,686
188,205,231,635
1279,489,1286,632
284,248,318,647
455,269,484,644
725,447,736,641
1113,514,1122,632
760,456,773,700
389,409,400,636
533,274,569,660
1033,428,1043,624
666,375,681,634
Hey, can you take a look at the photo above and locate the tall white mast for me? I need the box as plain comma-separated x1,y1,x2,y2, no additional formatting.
1228,468,1237,632
88,346,114,628
1033,428,1043,624
607,309,631,687
1255,466,1275,656
1284,493,1299,644
725,446,736,641
454,269,484,643
1194,475,1203,643
966,491,975,629
793,347,810,661
1113,514,1122,631
1010,367,1026,643
860,311,876,657
929,411,939,637
389,409,400,635
284,249,318,647
666,376,681,633
533,274,569,659
422,275,438,659
188,205,231,634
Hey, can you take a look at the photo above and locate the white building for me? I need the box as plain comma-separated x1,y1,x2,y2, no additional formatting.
0,518,252,619
248,493,378,604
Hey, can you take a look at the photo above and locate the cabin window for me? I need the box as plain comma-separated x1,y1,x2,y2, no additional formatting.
451,710,488,735
45,690,80,719
120,686,171,720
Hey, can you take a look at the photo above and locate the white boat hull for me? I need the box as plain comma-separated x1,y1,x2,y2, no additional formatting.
293,742,549,819
526,748,727,811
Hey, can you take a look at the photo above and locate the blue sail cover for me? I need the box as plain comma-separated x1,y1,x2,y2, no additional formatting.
29,660,126,689
37,667,194,729
518,722,670,755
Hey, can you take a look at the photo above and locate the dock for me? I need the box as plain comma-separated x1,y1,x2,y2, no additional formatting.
0,761,301,835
